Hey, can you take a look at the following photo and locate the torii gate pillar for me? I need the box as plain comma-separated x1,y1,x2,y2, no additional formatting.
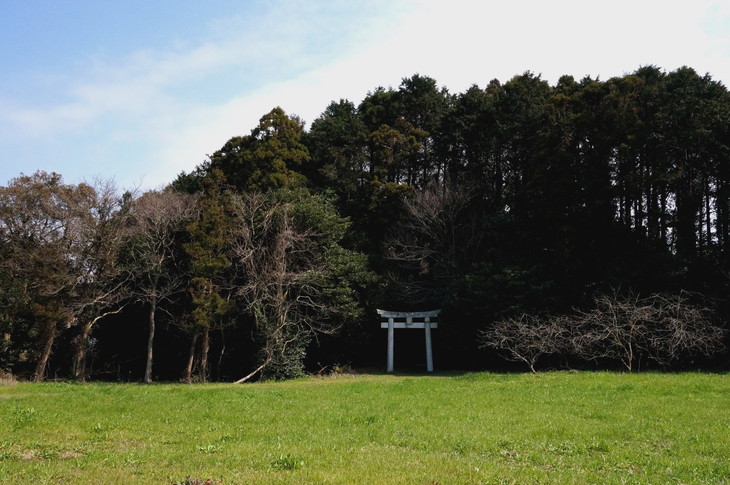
377,309,440,372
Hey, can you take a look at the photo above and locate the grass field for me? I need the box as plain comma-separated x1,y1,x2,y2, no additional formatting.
0,372,728,484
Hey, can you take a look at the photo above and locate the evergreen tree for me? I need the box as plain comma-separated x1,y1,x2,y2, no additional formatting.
182,169,236,382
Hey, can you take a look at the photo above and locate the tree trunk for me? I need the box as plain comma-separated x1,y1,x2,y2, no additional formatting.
216,328,226,381
718,180,729,251
623,342,634,373
184,331,199,383
660,190,668,245
33,320,57,383
72,308,124,381
144,296,157,384
676,155,699,256
705,180,712,248
647,173,660,240
72,321,94,381
199,326,210,383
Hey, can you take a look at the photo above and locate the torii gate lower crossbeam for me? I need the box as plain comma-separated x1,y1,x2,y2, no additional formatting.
377,309,440,372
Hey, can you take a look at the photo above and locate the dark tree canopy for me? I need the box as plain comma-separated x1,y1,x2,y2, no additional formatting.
2,67,730,380
207,107,310,192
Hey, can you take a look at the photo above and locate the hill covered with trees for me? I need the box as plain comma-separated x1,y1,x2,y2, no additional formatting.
1,66,728,381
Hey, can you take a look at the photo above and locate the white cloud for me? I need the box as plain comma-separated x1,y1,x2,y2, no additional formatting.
140,0,730,189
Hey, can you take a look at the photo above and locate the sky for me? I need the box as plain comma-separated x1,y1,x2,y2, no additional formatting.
1,0,729,191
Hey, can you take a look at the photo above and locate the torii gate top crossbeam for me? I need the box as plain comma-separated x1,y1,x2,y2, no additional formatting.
376,309,441,318
377,309,440,328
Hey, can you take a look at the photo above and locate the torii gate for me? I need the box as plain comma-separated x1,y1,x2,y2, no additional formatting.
377,309,440,373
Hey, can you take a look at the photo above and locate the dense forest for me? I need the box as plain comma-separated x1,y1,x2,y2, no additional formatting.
1,66,729,381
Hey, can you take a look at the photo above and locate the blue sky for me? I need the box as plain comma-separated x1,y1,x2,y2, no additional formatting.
2,0,729,190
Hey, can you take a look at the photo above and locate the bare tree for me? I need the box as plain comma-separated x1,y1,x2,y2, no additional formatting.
229,190,362,381
124,189,197,383
68,179,134,380
635,293,723,368
480,292,725,372
567,292,725,371
386,183,484,303
479,313,567,373
569,293,655,372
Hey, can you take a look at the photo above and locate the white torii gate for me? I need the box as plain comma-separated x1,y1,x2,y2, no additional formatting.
377,309,440,373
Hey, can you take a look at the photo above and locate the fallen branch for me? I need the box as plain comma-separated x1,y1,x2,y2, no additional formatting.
233,359,270,384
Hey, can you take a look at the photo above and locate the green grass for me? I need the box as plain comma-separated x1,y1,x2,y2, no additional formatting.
0,372,728,484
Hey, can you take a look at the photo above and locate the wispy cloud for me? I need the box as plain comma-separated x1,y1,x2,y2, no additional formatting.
1,0,727,189
0,0,404,187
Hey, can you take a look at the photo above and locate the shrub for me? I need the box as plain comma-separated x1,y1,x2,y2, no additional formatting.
480,292,726,372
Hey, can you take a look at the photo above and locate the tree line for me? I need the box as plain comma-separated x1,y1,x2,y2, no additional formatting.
1,66,728,381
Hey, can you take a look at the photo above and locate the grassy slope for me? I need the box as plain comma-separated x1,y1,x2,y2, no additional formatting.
0,372,728,484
